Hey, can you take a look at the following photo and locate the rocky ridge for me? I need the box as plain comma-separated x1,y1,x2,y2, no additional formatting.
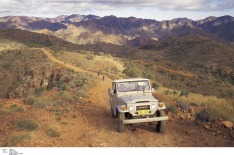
0,15,233,45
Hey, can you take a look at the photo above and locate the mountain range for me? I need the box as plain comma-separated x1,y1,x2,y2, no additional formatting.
0,14,233,99
0,14,233,46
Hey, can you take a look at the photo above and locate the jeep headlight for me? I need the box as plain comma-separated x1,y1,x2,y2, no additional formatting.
150,104,157,110
128,106,136,112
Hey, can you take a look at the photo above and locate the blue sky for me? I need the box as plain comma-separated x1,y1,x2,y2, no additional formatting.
0,0,233,20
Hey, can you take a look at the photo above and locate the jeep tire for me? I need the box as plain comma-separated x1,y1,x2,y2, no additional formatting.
118,112,125,132
156,110,166,133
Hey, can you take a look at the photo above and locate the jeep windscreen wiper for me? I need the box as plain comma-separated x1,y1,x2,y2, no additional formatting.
117,81,150,92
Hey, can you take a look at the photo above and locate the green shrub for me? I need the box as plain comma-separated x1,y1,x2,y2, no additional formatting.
111,66,119,73
72,114,77,118
62,84,70,91
168,105,178,114
176,101,190,110
123,67,142,78
10,104,18,108
33,98,54,108
205,103,234,122
10,133,31,145
47,127,60,137
173,90,177,94
159,69,166,74
56,116,61,121
164,90,170,95
152,81,159,89
85,54,95,60
25,97,35,105
13,106,25,112
0,109,9,115
196,109,210,122
16,118,38,131
60,121,68,125
67,68,74,73
76,80,84,87
61,91,75,103
170,74,177,80
34,87,44,95
0,105,24,115
2,62,11,69
76,90,87,98
164,102,177,114
180,90,189,97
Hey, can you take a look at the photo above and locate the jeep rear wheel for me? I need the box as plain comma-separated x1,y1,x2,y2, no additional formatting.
156,110,166,133
118,112,125,132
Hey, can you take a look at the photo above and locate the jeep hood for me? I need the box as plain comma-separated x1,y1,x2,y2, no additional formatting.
118,94,158,103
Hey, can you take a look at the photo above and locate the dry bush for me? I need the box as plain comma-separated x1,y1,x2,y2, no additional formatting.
157,87,234,121
0,104,24,115
16,118,38,131
10,133,31,146
47,127,60,137
164,102,177,114
25,97,35,105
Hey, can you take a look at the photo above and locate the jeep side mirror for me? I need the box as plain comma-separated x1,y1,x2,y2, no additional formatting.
152,88,155,92
109,89,114,95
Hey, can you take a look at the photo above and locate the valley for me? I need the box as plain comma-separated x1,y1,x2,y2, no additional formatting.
0,14,233,147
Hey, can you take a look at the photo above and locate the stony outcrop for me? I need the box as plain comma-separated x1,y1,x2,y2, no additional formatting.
8,67,67,98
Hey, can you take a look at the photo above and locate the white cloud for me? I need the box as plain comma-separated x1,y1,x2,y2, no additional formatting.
92,0,234,11
0,0,233,17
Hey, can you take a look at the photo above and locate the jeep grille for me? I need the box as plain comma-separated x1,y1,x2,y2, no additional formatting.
136,105,150,110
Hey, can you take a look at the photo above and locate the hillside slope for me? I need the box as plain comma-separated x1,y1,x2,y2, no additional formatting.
1,48,233,147
1,29,233,99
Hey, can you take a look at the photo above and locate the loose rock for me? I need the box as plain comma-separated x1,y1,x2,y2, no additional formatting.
221,121,233,128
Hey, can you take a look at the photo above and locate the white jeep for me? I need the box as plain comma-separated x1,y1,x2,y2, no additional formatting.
109,78,168,133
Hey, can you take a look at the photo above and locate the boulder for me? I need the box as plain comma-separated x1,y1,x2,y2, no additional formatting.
221,121,233,128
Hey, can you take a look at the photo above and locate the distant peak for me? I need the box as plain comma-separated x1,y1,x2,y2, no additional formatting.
171,17,192,22
217,15,234,20
103,15,117,18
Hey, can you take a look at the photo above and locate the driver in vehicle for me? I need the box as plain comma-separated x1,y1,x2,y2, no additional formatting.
137,85,146,91
118,84,126,92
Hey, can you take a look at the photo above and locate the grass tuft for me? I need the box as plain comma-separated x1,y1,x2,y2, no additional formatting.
157,87,234,121
10,133,31,145
164,102,177,114
16,118,38,131
25,97,35,105
47,127,60,137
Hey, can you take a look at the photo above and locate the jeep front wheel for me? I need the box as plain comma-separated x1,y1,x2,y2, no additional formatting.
156,110,166,133
118,112,125,132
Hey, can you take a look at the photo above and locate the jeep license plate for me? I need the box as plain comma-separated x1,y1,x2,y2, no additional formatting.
138,110,149,115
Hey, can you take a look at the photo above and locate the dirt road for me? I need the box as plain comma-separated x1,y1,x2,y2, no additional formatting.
20,49,234,146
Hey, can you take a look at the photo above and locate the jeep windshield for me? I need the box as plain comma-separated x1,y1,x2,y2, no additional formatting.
117,81,150,92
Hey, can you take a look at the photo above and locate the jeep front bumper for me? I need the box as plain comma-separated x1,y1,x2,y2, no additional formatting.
122,116,168,124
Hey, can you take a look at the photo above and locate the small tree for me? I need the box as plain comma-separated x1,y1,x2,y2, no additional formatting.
152,81,159,89
164,90,170,95
123,67,142,78
180,90,189,97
